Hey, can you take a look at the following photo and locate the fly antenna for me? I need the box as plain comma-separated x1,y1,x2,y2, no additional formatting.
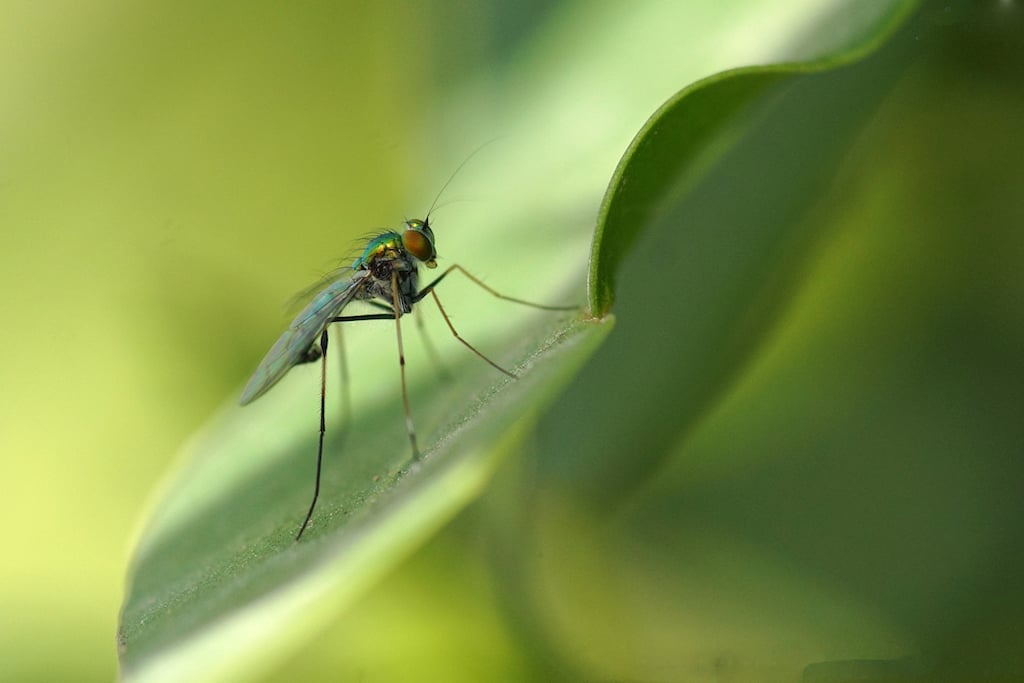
423,138,504,221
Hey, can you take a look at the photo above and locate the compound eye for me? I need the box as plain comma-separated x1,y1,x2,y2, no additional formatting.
402,219,437,267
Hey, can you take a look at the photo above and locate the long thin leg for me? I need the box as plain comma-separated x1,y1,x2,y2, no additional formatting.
329,312,398,323
334,324,353,449
391,271,420,460
414,303,453,383
330,309,443,407
338,304,451,381
327,304,426,459
295,329,330,541
414,264,577,311
430,289,515,378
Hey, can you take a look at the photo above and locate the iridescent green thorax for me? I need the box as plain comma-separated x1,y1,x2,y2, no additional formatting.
353,232,403,270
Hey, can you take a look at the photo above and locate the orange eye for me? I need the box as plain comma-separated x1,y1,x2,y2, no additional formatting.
402,226,436,266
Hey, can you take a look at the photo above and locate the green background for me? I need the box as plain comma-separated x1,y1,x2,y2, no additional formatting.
3,1,1022,682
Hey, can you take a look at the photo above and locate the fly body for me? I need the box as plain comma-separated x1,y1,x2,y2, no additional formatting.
241,190,572,540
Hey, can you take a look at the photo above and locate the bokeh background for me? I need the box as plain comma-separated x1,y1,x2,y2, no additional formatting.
3,1,1022,682
0,3,502,681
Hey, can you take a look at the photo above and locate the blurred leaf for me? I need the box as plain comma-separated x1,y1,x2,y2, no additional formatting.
496,2,1024,681
549,0,919,507
589,0,917,315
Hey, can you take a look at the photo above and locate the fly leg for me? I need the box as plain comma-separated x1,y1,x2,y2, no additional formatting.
295,328,330,541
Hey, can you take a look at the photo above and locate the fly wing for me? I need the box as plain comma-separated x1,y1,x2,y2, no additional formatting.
240,273,368,405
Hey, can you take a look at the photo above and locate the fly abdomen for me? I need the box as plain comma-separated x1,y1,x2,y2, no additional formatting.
297,344,323,365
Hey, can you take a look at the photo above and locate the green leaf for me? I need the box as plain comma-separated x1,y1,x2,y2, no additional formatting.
119,312,611,683
548,0,922,507
589,0,919,315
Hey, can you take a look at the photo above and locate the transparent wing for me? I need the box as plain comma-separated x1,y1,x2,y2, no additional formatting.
240,273,369,405
284,263,355,315
283,234,378,314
